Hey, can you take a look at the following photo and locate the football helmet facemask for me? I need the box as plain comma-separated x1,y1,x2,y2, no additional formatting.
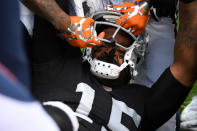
83,11,149,81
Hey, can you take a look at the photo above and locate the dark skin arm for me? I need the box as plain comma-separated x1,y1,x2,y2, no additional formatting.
22,0,70,32
141,1,197,129
21,0,103,48
170,0,197,87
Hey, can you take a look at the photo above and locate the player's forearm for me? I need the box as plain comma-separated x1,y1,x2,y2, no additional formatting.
22,0,70,32
170,1,197,87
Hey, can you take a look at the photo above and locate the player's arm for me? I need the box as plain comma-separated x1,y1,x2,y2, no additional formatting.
21,0,103,48
149,0,178,20
43,101,79,131
170,0,197,87
140,0,197,130
22,0,70,32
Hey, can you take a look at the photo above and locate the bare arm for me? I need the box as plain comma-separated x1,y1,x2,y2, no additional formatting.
22,0,70,32
170,0,197,87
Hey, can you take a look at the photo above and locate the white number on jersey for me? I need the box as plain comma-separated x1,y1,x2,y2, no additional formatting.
76,82,141,131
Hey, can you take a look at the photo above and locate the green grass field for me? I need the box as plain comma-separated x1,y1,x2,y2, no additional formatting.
179,81,197,113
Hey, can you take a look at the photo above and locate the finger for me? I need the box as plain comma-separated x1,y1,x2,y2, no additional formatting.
122,22,133,29
121,8,134,13
112,7,134,13
87,42,96,47
133,30,142,36
86,44,94,48
82,17,94,30
67,39,87,48
121,18,135,29
88,38,102,46
70,16,83,24
116,16,127,25
80,43,88,48
112,2,134,12
98,32,105,39
108,5,123,12
131,26,143,35
116,14,131,25
122,16,137,29
86,17,94,23
110,10,123,13
87,32,105,47
113,2,134,9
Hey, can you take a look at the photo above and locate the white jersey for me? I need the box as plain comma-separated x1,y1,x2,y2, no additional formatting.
0,94,60,131
0,66,60,131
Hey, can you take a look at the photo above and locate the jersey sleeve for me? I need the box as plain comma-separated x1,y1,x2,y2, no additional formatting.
43,101,79,131
140,67,191,130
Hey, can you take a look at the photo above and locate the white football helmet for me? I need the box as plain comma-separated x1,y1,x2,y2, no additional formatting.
83,11,149,80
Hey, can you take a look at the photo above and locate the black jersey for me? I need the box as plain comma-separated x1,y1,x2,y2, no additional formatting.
29,16,190,131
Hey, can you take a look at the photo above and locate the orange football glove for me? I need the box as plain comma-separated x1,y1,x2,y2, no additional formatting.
64,16,104,48
107,0,150,35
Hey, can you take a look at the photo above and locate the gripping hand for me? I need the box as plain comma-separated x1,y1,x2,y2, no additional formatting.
64,16,104,48
108,0,150,35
